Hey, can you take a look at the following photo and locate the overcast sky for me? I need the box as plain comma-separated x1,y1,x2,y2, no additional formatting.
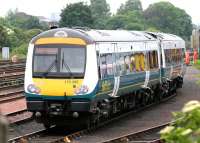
0,0,199,24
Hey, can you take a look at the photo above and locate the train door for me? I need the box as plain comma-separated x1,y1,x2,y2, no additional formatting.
144,42,150,88
97,43,115,96
110,43,120,97
144,42,160,87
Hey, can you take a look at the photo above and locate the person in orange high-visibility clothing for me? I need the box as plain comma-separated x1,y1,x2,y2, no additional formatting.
185,51,190,65
193,49,198,64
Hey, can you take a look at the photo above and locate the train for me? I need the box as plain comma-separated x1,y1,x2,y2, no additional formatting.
24,28,186,128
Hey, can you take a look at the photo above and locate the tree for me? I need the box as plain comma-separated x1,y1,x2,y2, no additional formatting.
90,0,111,29
106,15,128,30
106,0,144,30
0,17,10,28
60,2,93,28
6,9,45,30
144,2,192,40
0,25,10,47
106,11,144,30
24,16,43,29
117,0,143,15
146,27,160,32
8,28,27,48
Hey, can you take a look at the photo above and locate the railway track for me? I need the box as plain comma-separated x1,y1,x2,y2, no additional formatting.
0,59,26,66
0,64,25,74
0,61,25,90
102,123,168,143
0,73,24,90
7,109,33,124
8,93,176,143
0,89,24,103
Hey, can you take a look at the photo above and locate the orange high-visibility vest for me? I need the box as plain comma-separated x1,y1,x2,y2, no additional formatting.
194,50,198,64
185,52,190,65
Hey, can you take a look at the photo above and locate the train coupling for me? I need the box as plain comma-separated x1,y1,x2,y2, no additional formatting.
49,103,63,115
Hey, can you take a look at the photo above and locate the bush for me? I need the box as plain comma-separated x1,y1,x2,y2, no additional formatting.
160,100,200,143
11,43,28,58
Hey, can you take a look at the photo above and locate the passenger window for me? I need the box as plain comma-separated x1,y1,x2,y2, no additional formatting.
147,51,158,70
135,54,140,71
130,54,136,72
119,54,126,75
99,53,114,79
139,53,145,71
106,54,114,76
124,55,131,73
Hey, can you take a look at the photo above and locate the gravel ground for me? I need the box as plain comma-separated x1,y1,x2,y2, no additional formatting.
0,86,25,115
0,98,26,115
8,120,44,140
71,66,200,143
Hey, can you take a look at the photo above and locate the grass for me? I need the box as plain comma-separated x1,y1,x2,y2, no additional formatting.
193,60,200,70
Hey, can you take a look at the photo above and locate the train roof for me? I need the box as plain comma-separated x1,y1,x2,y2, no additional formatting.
31,28,94,44
31,28,183,44
86,30,156,42
146,32,184,41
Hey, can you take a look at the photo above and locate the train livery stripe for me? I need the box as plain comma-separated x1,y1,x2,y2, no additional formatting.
35,38,86,45
97,78,160,96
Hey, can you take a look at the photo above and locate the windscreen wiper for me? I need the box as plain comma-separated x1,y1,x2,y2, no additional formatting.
42,55,57,77
62,52,73,77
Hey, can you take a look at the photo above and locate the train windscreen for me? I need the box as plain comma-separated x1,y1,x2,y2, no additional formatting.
33,44,86,78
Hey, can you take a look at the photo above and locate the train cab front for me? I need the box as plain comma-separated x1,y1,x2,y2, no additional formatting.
24,28,98,122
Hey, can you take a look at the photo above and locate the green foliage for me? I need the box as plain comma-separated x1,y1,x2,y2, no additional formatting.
90,0,110,29
106,15,128,30
23,16,42,29
25,29,42,39
144,2,192,40
160,101,200,143
6,9,47,30
146,27,160,32
193,60,200,70
11,43,28,58
125,23,143,30
0,12,43,58
106,11,144,30
60,2,93,28
0,17,10,28
0,25,10,47
117,0,143,14
8,28,41,57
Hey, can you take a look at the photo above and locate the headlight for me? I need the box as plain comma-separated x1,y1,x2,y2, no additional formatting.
27,84,41,94
75,85,89,95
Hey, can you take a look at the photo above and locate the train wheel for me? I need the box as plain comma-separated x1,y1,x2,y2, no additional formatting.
43,122,51,129
156,85,163,102
141,90,149,106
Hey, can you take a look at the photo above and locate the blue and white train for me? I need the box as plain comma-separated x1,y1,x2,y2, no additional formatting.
24,28,186,127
